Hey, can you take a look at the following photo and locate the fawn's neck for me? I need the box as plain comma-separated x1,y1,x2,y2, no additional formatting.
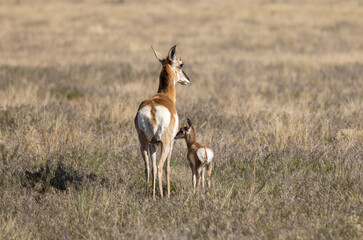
185,127,196,149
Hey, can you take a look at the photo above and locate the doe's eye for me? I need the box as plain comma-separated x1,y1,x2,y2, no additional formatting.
180,63,184,68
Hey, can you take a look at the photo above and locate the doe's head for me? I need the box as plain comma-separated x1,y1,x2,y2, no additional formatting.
175,117,194,140
151,45,190,85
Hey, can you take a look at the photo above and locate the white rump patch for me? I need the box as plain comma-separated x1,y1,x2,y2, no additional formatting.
137,105,154,141
154,105,171,141
206,148,214,163
172,114,179,138
196,148,214,164
137,105,172,142
138,105,172,142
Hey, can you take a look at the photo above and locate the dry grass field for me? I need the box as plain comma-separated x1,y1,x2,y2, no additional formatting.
1,0,363,239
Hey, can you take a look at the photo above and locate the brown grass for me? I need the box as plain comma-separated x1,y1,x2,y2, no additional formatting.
1,0,363,239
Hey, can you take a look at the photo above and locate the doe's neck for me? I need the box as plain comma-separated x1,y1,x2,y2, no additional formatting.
157,64,176,102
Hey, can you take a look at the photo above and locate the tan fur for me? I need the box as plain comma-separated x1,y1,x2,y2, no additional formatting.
135,45,190,200
157,64,177,101
150,104,157,127
175,119,214,193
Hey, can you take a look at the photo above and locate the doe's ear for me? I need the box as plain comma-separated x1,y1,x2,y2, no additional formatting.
187,117,192,127
168,45,177,63
151,46,164,63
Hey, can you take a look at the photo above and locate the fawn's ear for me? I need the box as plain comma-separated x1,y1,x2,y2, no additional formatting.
151,46,164,63
187,117,192,127
186,129,190,135
168,45,177,63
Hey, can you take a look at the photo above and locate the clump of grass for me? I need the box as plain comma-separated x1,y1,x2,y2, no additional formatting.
22,161,103,192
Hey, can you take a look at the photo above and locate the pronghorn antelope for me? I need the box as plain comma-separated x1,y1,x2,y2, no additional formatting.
175,118,214,193
134,45,190,199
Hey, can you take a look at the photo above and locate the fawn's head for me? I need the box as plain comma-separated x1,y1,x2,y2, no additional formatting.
175,117,195,142
151,45,190,85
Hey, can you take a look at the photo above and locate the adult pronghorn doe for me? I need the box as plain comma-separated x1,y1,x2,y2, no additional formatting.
135,45,190,199
175,118,214,193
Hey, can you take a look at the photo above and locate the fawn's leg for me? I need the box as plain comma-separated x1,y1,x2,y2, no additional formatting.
196,167,202,193
206,163,213,188
190,163,196,194
201,166,205,189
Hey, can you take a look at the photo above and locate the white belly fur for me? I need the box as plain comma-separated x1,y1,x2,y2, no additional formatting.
196,148,214,164
137,105,173,142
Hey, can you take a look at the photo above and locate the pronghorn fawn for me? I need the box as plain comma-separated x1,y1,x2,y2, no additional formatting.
175,118,214,193
134,45,190,200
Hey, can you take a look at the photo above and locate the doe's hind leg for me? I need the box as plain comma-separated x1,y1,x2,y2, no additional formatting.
149,144,157,200
140,145,150,197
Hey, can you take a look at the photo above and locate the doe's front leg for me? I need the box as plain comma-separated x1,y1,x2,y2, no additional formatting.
149,145,157,200
165,140,174,198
